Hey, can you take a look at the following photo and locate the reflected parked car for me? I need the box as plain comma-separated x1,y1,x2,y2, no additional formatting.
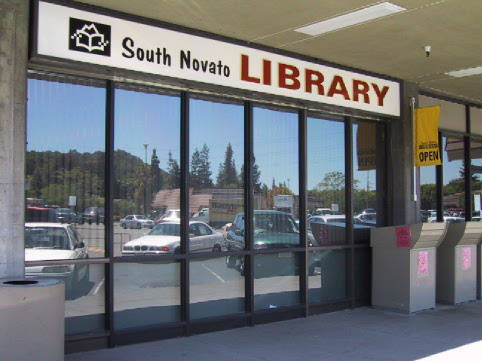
24,223,89,298
225,210,315,277
354,212,376,226
54,208,79,223
122,221,223,255
156,209,180,223
81,206,104,224
191,208,209,223
120,214,155,229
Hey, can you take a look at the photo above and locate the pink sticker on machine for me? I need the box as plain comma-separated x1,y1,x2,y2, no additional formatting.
418,251,428,275
462,247,472,270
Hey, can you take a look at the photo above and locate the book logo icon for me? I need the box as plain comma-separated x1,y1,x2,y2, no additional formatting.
69,18,111,56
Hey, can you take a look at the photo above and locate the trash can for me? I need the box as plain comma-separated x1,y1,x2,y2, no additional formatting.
437,222,481,305
0,278,64,361
370,223,446,313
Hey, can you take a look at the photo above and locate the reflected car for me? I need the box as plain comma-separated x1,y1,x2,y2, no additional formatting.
225,210,315,277
156,209,181,223
191,208,209,224
54,207,79,223
81,206,104,224
120,214,155,229
24,223,89,297
354,212,376,226
121,221,223,255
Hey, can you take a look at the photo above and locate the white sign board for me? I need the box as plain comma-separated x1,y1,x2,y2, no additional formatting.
274,195,294,208
474,194,481,213
331,203,339,212
35,1,400,116
68,195,77,207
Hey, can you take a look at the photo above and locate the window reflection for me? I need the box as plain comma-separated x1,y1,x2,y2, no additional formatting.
114,88,180,257
189,99,244,253
114,262,181,329
471,139,482,220
307,117,346,245
442,136,465,221
252,107,299,249
190,257,244,319
254,252,301,310
420,166,437,222
309,250,347,303
26,78,106,259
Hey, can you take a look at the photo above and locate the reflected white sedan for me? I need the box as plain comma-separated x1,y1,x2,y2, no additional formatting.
24,222,89,296
122,221,223,255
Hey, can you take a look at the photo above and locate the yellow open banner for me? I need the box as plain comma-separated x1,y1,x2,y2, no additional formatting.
414,106,441,167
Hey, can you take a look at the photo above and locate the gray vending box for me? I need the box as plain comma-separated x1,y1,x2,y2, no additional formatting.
371,223,446,313
437,222,481,304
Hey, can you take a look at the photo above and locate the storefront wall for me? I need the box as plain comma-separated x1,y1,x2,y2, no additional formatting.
1,0,479,354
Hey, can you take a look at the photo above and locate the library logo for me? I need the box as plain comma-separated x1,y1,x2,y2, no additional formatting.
69,17,111,56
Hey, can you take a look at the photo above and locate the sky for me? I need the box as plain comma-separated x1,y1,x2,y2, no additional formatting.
27,78,468,194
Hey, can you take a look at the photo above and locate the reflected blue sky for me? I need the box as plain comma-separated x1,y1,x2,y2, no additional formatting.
29,79,460,194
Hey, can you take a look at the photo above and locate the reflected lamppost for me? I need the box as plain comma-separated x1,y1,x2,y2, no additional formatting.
143,144,148,215
143,144,148,164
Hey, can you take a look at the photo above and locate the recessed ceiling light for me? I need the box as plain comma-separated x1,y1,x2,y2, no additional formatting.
294,2,406,36
446,66,482,78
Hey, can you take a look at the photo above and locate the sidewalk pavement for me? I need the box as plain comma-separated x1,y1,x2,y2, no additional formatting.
66,301,482,361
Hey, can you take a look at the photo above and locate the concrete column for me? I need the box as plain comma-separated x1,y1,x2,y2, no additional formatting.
0,0,28,278
387,81,420,225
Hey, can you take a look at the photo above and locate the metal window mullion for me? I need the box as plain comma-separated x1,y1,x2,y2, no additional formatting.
244,101,254,323
180,91,190,333
104,80,115,346
298,109,308,316
344,117,354,306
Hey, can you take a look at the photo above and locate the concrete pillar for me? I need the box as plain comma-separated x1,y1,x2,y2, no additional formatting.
387,81,420,225
0,0,28,278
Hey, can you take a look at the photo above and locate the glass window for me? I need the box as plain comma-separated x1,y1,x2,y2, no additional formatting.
114,262,180,329
189,98,244,253
352,121,383,244
471,138,482,219
420,166,437,222
307,117,346,245
308,250,347,304
190,257,244,319
253,107,299,249
26,78,106,258
65,263,105,335
254,252,301,310
114,87,180,257
354,248,371,301
442,136,465,220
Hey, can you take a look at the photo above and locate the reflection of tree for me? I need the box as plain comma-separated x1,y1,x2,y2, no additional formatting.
191,143,213,189
307,172,346,213
317,171,345,191
239,163,261,191
217,143,238,188
421,183,436,210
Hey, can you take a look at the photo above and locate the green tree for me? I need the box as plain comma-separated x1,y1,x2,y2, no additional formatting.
239,162,262,192
191,143,213,188
217,143,238,187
